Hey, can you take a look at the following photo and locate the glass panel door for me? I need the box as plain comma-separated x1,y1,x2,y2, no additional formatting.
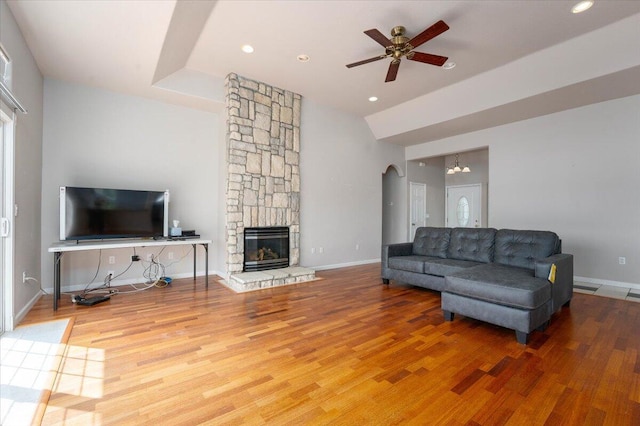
0,119,4,334
0,108,14,333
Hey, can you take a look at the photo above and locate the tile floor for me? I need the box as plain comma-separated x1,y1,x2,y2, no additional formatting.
574,282,640,302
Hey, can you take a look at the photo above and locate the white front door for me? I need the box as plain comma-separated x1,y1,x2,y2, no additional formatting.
446,184,482,228
409,182,427,240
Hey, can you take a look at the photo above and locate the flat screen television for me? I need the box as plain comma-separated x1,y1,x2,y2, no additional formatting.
59,186,169,241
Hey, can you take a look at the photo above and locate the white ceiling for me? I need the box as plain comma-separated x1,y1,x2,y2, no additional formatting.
6,0,640,143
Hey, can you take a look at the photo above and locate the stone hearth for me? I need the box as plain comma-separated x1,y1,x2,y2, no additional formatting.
224,267,317,293
224,73,314,290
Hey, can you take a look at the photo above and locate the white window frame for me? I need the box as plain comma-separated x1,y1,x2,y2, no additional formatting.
0,43,12,89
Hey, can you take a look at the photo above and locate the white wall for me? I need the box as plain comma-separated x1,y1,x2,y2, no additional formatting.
382,165,407,245
39,79,406,291
407,95,640,286
424,158,446,228
300,98,405,268
41,79,222,292
1,0,44,324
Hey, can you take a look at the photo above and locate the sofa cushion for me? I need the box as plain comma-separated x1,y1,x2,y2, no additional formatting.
444,264,551,310
447,228,497,263
494,229,560,270
388,255,429,273
423,258,484,277
413,227,450,258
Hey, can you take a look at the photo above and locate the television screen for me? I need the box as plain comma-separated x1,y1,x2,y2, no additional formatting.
60,187,169,241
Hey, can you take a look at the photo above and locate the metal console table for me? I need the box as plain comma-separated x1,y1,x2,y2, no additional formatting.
48,238,211,311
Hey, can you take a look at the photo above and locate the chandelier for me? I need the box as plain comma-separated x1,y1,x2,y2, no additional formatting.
446,154,470,175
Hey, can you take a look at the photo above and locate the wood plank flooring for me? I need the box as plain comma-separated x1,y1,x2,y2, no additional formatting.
22,264,640,425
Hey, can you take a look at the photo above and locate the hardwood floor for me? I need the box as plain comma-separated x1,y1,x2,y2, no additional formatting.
23,264,640,425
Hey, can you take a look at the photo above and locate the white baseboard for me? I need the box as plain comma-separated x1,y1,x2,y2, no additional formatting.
311,258,380,271
574,276,640,291
46,269,639,296
14,291,43,327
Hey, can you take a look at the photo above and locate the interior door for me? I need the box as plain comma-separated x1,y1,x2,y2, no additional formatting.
446,184,481,228
409,182,427,240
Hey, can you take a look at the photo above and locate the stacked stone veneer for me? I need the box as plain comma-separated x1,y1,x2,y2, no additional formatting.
225,73,301,276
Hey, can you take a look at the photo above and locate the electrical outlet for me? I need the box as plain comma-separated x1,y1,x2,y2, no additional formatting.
319,247,324,254
168,252,174,260
108,256,115,264
355,244,360,251
311,247,315,254
22,271,26,283
619,257,626,265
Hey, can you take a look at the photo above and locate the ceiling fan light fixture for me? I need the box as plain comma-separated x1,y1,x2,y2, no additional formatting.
241,44,254,54
297,54,310,62
572,0,594,14
443,61,456,70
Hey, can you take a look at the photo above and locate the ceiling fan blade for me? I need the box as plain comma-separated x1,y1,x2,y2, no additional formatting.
408,20,449,49
364,29,392,47
346,55,386,68
385,61,400,82
408,51,448,66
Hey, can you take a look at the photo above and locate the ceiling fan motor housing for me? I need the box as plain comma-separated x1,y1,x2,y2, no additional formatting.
390,26,409,46
390,26,405,38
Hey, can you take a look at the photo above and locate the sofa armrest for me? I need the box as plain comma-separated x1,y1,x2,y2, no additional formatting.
535,253,574,311
381,242,413,268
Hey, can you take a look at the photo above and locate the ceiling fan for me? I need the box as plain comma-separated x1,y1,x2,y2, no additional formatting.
346,20,450,82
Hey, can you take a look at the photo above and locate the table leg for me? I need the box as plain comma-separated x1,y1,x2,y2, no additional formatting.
54,252,62,311
192,244,196,281
204,244,209,287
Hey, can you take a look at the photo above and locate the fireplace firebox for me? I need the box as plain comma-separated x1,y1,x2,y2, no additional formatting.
243,227,289,272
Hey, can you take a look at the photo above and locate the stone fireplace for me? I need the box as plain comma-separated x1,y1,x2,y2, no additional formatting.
224,74,313,290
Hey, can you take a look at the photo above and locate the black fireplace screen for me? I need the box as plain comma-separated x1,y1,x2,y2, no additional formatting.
243,227,289,272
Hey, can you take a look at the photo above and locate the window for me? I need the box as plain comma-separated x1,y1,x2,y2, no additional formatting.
456,196,470,227
0,44,12,88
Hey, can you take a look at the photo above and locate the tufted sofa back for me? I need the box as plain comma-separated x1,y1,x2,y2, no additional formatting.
494,229,560,270
413,227,450,258
411,227,561,269
447,228,497,263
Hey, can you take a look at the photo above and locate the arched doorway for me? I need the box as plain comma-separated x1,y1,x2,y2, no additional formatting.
382,164,406,245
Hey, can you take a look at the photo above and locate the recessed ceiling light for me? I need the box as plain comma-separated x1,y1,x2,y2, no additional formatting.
443,61,456,70
297,54,310,62
368,96,378,102
241,44,254,53
572,0,594,13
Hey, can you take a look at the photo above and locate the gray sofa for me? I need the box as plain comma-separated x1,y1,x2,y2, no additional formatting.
381,227,573,344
